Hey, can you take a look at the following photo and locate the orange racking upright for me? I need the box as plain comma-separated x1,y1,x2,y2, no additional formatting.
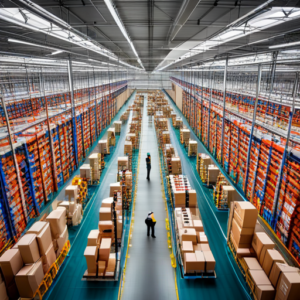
82,108,91,156
89,105,97,144
96,101,102,136
76,113,84,163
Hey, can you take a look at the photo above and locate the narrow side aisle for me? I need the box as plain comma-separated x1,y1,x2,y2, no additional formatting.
121,94,176,300
45,93,136,300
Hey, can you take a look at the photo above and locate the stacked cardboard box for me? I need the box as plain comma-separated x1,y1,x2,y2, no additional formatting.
175,208,216,274
169,175,197,207
118,157,129,171
72,176,88,204
188,140,197,156
180,128,190,146
197,154,212,183
113,121,122,133
109,182,121,197
98,139,110,154
126,133,136,149
80,164,92,181
207,165,219,185
164,144,175,157
170,157,182,175
124,140,133,156
107,128,116,146
89,153,102,181
175,117,183,129
162,131,170,144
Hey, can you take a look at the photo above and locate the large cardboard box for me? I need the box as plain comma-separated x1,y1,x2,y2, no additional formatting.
27,222,52,255
193,220,204,232
269,263,299,287
109,182,121,197
200,244,211,252
203,251,216,272
275,272,300,300
15,260,44,298
99,238,111,262
0,249,23,285
197,232,208,244
181,241,193,254
88,230,100,247
243,257,262,273
262,250,285,276
18,234,40,264
180,228,197,244
233,201,258,228
255,285,275,300
99,207,112,221
98,221,114,237
194,251,205,272
102,198,113,209
42,243,56,274
0,281,8,300
249,269,275,300
84,246,98,275
56,225,69,257
105,253,116,277
251,232,275,265
46,208,66,239
232,218,254,244
184,253,197,273
98,261,106,276
188,190,197,207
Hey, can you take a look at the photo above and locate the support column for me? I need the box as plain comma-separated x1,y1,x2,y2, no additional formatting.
67,58,79,167
244,64,262,192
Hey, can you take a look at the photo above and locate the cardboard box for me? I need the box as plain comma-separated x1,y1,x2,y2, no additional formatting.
233,201,258,228
46,208,66,239
269,263,299,287
275,272,300,300
197,232,208,244
200,244,211,252
194,251,205,272
255,285,275,300
102,198,113,209
236,248,255,259
87,230,100,247
18,234,40,264
0,249,23,285
99,238,111,262
84,246,98,275
251,232,275,265
15,260,44,298
262,250,285,276
203,251,216,272
0,281,8,300
58,201,76,215
98,261,106,276
27,222,52,255
56,225,69,257
193,244,202,252
105,253,116,277
109,182,121,197
98,221,114,237
193,220,204,232
181,241,193,254
243,257,262,273
99,207,112,221
250,269,272,286
184,253,197,273
188,190,197,207
42,243,56,274
232,218,254,244
180,228,197,244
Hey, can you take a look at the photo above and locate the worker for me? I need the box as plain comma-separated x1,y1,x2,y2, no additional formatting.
145,211,156,238
146,152,151,180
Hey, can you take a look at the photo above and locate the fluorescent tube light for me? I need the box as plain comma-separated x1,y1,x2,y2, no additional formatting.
51,50,63,55
269,41,300,49
8,38,59,51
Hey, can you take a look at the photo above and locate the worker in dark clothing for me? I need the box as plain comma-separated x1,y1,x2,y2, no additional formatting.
146,152,151,180
145,211,156,238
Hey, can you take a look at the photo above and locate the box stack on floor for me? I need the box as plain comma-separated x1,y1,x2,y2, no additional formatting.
196,153,212,183
180,128,190,147
169,174,216,275
84,180,123,278
171,111,177,126
71,176,88,205
175,117,183,129
89,153,102,184
188,139,197,157
113,121,122,135
117,170,132,210
0,207,69,299
98,139,110,155
107,128,116,147
228,201,300,300
213,173,230,209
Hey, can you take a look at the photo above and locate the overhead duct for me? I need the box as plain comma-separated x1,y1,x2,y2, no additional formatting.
168,0,200,42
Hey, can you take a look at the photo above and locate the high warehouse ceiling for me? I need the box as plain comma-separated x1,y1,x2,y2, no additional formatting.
0,0,299,72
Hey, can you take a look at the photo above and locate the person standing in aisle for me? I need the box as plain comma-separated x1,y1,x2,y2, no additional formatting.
146,152,151,180
145,211,156,238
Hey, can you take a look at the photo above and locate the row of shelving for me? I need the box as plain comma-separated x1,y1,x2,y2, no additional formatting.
171,77,300,265
0,82,128,251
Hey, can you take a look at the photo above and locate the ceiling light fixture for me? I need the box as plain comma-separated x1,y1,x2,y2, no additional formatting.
269,40,300,49
51,50,63,55
104,0,144,70
8,38,59,51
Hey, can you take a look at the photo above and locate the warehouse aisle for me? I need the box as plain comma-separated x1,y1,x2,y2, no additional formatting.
164,91,250,300
46,92,136,300
121,94,177,300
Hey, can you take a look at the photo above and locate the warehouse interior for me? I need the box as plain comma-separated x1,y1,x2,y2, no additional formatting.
0,0,300,300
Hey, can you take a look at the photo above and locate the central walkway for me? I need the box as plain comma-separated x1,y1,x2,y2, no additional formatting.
121,94,176,300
